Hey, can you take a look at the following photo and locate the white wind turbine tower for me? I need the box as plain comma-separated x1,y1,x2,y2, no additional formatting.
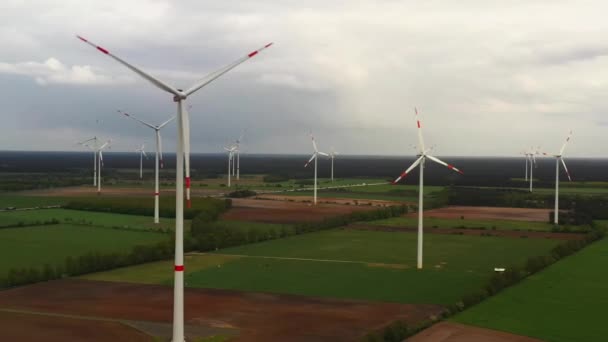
543,131,573,225
135,144,148,179
224,144,237,187
392,109,463,269
527,146,540,193
77,35,272,342
78,136,98,186
304,133,329,205
329,148,339,183
119,110,175,224
521,149,530,182
232,131,245,180
95,140,112,195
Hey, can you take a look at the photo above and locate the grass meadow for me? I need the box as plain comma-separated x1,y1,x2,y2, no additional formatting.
453,238,608,342
370,216,555,231
0,224,168,274
86,229,560,305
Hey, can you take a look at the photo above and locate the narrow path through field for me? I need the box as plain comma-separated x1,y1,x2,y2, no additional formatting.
190,252,408,268
0,307,235,341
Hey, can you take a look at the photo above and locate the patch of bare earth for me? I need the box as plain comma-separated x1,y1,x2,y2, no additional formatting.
0,279,443,342
410,206,552,222
0,310,152,342
347,224,585,240
407,322,543,342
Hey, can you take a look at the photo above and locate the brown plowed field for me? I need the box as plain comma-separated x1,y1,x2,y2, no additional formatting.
407,322,543,342
348,224,585,240
411,206,552,222
0,279,443,342
222,198,378,224
0,310,152,342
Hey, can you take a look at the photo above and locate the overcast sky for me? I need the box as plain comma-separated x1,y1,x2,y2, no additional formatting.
0,0,607,157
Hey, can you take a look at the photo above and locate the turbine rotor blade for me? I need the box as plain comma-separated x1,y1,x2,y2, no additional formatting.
158,115,176,129
76,35,181,96
426,155,464,174
117,110,156,129
158,132,164,168
304,153,316,167
392,156,424,184
561,157,572,181
415,108,426,153
184,42,273,97
559,130,573,156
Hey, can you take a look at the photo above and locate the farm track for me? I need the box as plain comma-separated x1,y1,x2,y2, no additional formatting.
191,252,407,268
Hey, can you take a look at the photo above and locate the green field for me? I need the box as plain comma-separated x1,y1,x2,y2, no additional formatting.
370,216,555,231
83,254,238,284
209,220,294,234
0,208,176,230
88,229,560,304
0,224,168,274
453,238,608,342
0,195,68,209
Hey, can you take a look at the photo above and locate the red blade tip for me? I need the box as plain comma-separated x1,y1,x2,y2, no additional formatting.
76,35,87,42
265,42,274,48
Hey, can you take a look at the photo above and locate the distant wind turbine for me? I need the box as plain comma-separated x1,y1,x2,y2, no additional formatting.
135,143,148,179
304,133,329,205
392,108,463,269
95,139,112,195
78,136,98,186
119,110,175,224
329,148,338,182
543,131,573,225
224,144,237,187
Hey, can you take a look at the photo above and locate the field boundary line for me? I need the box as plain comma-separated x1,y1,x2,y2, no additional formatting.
190,252,406,268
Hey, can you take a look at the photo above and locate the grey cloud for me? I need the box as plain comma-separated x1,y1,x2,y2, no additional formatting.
1,0,608,157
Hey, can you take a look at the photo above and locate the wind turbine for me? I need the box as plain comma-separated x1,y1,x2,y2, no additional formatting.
95,139,112,194
135,144,148,179
521,150,530,182
329,148,338,182
232,131,245,180
544,131,573,225
526,146,540,193
392,109,463,269
78,136,98,186
118,110,175,224
77,35,272,342
304,133,329,205
224,144,237,187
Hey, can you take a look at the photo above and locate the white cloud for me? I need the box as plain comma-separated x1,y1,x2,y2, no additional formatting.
0,57,133,85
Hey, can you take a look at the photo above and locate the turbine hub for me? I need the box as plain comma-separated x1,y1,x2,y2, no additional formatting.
173,89,187,102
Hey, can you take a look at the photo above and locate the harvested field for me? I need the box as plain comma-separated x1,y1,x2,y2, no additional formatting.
348,224,585,240
222,198,378,224
407,322,543,342
412,206,552,222
0,310,152,342
0,279,442,342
